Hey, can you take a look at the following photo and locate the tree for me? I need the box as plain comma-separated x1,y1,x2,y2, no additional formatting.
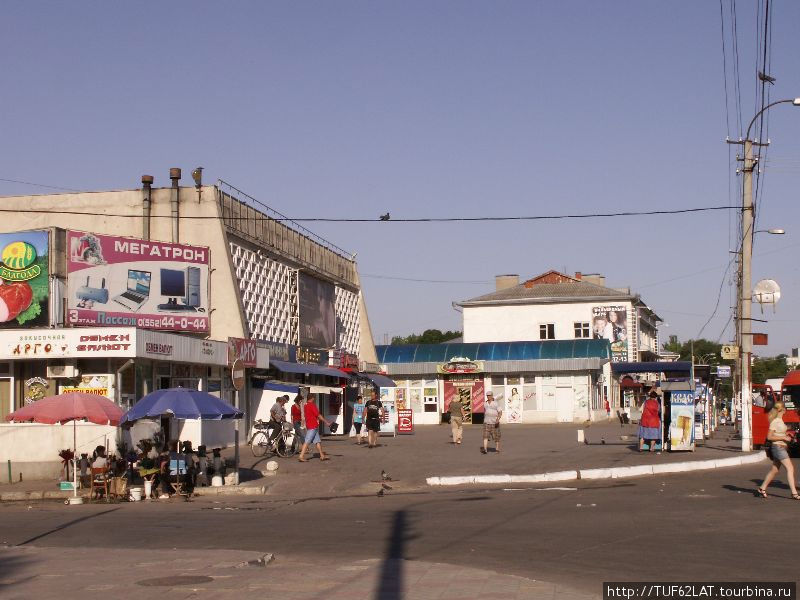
390,329,462,345
752,355,789,385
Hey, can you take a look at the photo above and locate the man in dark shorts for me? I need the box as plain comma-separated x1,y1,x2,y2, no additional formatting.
481,392,503,454
364,390,384,448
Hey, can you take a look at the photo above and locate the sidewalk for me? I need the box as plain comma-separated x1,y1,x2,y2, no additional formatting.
1,423,757,502
0,545,597,600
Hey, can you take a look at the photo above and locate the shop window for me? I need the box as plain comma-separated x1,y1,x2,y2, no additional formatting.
490,375,504,386
539,324,555,340
507,376,520,386
157,363,171,377
79,359,108,374
574,322,591,338
423,396,438,412
0,362,10,376
410,380,423,387
424,380,436,387
423,387,437,397
492,386,505,406
409,389,423,412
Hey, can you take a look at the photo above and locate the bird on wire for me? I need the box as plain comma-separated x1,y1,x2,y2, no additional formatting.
379,213,390,221
758,71,776,84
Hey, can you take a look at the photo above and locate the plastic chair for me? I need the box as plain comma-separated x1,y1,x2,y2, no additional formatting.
168,458,188,497
90,467,109,502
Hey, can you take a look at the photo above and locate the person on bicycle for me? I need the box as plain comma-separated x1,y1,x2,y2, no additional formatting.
267,395,289,447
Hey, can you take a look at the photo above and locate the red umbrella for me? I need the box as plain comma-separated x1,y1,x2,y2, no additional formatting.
6,392,123,426
6,393,124,500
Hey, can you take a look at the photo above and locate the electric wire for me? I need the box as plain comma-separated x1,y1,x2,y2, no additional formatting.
0,177,83,193
0,205,737,223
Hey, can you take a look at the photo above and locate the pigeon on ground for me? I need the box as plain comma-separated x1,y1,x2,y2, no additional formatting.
379,213,390,221
381,470,392,481
376,489,385,497
583,437,589,445
382,483,392,491
601,438,606,445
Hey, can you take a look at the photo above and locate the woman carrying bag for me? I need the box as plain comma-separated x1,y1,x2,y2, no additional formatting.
757,400,799,499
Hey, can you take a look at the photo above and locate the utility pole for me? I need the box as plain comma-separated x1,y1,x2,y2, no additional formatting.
740,139,755,452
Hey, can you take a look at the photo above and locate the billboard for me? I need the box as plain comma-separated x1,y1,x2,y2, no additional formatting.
592,305,628,362
65,231,209,333
0,230,50,329
298,273,335,348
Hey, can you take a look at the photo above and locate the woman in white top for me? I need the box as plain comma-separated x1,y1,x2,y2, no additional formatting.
757,400,799,499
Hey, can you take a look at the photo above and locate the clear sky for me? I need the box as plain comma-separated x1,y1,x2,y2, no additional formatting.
1,2,799,355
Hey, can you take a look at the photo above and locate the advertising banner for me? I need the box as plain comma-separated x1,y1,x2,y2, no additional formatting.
298,273,335,348
60,374,113,400
65,231,209,333
0,329,135,359
669,391,695,451
398,409,413,434
228,337,257,367
0,230,50,329
592,305,628,362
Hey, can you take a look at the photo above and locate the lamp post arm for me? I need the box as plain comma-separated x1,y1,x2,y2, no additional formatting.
746,99,796,140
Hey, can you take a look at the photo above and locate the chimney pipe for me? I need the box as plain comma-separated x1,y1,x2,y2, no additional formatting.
495,274,519,291
574,271,582,280
141,175,154,240
170,168,181,243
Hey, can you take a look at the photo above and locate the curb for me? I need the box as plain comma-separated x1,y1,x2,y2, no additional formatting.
193,485,269,497
0,484,270,502
426,452,767,487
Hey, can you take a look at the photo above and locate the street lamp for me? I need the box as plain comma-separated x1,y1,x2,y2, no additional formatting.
736,98,800,452
755,228,786,235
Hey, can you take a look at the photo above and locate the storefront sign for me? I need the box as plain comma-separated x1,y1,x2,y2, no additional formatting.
65,231,210,333
259,341,294,362
398,409,413,434
60,374,112,399
0,230,50,329
437,358,485,374
228,337,257,367
297,346,329,365
144,342,173,356
24,377,48,404
1,329,135,359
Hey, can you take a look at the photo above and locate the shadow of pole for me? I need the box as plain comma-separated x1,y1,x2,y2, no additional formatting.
374,510,407,600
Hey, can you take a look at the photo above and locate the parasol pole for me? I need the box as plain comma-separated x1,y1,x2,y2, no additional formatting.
73,419,78,500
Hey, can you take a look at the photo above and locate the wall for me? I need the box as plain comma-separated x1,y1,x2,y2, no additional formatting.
0,422,118,480
463,301,633,345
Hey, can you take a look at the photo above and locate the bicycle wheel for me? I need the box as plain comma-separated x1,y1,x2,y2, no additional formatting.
275,431,295,457
284,431,298,457
251,431,269,457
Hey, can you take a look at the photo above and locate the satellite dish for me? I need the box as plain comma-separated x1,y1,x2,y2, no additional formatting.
753,279,781,313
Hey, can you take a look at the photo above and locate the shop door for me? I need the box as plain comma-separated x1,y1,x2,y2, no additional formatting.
556,387,574,423
0,379,10,420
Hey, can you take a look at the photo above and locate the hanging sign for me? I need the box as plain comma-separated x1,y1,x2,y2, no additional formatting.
721,345,738,360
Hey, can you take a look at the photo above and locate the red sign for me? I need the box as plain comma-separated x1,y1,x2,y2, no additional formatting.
752,333,768,346
228,337,257,367
398,409,413,434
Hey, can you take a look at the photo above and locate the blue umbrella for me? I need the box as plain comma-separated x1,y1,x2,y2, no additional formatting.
120,387,243,424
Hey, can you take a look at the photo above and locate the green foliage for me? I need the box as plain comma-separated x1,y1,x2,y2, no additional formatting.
391,329,462,345
752,355,789,385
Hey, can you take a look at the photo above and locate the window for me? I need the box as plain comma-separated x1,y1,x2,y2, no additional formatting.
574,322,590,338
539,323,555,340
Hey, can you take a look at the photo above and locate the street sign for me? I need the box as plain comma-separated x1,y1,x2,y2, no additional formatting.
752,333,768,346
721,345,739,360
231,358,245,391
716,365,731,378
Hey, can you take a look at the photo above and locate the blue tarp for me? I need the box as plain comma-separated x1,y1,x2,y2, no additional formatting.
120,387,243,424
270,359,351,379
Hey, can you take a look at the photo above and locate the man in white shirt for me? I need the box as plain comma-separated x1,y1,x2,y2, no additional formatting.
481,392,503,454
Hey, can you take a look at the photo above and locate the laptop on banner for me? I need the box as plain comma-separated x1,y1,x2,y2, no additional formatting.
112,269,151,311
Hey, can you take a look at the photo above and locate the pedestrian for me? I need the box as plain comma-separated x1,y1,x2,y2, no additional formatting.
481,392,502,454
604,397,611,421
364,390,384,448
448,395,465,444
756,400,799,499
298,395,332,462
291,394,304,445
638,391,662,452
351,394,366,444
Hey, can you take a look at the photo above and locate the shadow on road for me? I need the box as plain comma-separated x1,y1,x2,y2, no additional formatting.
374,510,415,600
17,507,120,546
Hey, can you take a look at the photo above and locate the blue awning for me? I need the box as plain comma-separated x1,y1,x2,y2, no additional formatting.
611,361,692,374
376,339,610,363
252,380,300,393
362,373,396,388
270,359,351,379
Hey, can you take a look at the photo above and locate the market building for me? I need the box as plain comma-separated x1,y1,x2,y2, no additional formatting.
375,270,662,425
0,172,378,478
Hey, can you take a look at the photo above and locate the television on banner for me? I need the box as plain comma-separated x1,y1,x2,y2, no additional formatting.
65,231,209,333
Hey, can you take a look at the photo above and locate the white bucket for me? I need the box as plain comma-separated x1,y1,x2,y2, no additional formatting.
129,487,143,502
211,475,224,487
144,479,153,499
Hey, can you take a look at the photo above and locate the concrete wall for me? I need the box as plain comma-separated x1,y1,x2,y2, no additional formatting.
0,422,119,481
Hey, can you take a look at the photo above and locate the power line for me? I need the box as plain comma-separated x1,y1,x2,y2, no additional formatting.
361,274,487,284
0,205,737,223
0,177,83,193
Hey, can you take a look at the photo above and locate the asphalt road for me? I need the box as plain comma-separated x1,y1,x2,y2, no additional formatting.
2,462,798,596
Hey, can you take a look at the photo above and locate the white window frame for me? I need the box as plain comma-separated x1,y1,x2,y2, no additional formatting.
573,321,590,338
539,323,555,340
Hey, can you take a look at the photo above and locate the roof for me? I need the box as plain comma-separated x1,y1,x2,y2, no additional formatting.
458,271,635,306
377,339,611,363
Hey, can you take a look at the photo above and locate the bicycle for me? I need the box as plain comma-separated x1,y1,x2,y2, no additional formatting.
250,420,298,458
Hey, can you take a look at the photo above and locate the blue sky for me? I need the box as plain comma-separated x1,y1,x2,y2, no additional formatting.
1,2,799,355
